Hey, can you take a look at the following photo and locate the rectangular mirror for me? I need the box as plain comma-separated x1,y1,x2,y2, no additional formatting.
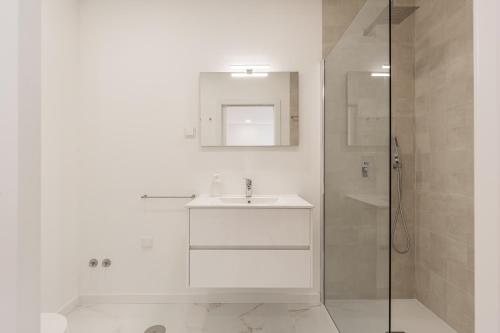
346,71,389,146
199,72,299,147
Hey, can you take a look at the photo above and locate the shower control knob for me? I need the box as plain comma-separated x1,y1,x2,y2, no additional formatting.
361,161,369,178
102,258,112,268
89,258,98,268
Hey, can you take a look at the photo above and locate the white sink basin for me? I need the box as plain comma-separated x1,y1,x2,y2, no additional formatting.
186,195,313,208
218,196,279,205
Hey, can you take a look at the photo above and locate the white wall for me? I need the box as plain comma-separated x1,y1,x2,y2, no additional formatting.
76,0,322,301
41,0,80,312
0,0,41,331
0,0,20,327
474,0,500,331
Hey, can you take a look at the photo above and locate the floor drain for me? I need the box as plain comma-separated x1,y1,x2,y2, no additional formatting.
145,325,166,333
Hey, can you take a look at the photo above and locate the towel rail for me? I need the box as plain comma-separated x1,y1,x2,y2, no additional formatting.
140,194,196,199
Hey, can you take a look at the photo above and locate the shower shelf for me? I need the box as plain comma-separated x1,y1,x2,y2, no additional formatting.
345,194,389,208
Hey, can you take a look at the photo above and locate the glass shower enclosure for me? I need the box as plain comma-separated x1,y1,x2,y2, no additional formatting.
323,0,391,332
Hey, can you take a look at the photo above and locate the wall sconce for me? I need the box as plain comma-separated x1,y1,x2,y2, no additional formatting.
230,65,270,78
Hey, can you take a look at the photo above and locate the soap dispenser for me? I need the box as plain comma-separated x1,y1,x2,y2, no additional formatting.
209,173,222,197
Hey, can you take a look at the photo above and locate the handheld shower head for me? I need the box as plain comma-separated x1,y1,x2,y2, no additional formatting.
393,136,401,169
392,135,410,254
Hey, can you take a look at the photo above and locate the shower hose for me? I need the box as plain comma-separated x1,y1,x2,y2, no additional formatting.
392,165,411,254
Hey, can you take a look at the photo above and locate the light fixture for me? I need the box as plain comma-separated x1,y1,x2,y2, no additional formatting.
229,64,270,78
231,72,269,78
244,119,252,124
371,72,390,77
229,65,270,72
381,65,391,69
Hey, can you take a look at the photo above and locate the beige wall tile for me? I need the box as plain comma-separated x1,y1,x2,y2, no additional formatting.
446,260,474,294
323,3,474,328
322,0,368,57
414,0,474,331
446,283,475,333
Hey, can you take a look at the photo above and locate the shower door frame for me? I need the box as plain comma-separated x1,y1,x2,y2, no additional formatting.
320,1,393,331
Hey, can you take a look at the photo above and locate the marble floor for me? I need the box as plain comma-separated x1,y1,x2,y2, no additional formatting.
67,303,339,333
326,299,458,333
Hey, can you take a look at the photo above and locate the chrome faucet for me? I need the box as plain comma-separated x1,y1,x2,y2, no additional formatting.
244,178,253,198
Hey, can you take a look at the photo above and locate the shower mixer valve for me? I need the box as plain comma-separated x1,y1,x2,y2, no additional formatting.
361,161,369,178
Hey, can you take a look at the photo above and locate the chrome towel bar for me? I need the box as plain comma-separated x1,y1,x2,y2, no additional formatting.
141,194,196,199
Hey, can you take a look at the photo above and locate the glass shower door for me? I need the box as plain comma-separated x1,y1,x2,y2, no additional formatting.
323,0,391,332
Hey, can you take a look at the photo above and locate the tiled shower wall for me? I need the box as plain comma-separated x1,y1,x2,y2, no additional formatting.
391,0,475,330
323,0,391,300
322,0,367,57
413,0,474,332
391,0,416,299
323,1,475,330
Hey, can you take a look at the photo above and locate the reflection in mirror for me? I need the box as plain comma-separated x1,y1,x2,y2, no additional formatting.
347,71,389,146
223,105,278,146
200,72,299,147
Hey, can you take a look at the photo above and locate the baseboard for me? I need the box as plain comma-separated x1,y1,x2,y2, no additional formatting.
57,296,81,315
79,292,320,305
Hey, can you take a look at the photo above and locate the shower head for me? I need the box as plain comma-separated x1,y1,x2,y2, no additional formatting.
364,5,419,36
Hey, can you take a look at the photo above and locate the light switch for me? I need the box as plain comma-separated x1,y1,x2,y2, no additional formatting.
184,127,196,138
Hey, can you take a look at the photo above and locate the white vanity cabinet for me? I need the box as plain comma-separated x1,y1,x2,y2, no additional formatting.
186,195,313,288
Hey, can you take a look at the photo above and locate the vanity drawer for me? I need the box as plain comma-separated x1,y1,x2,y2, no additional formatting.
189,250,312,288
189,208,310,248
